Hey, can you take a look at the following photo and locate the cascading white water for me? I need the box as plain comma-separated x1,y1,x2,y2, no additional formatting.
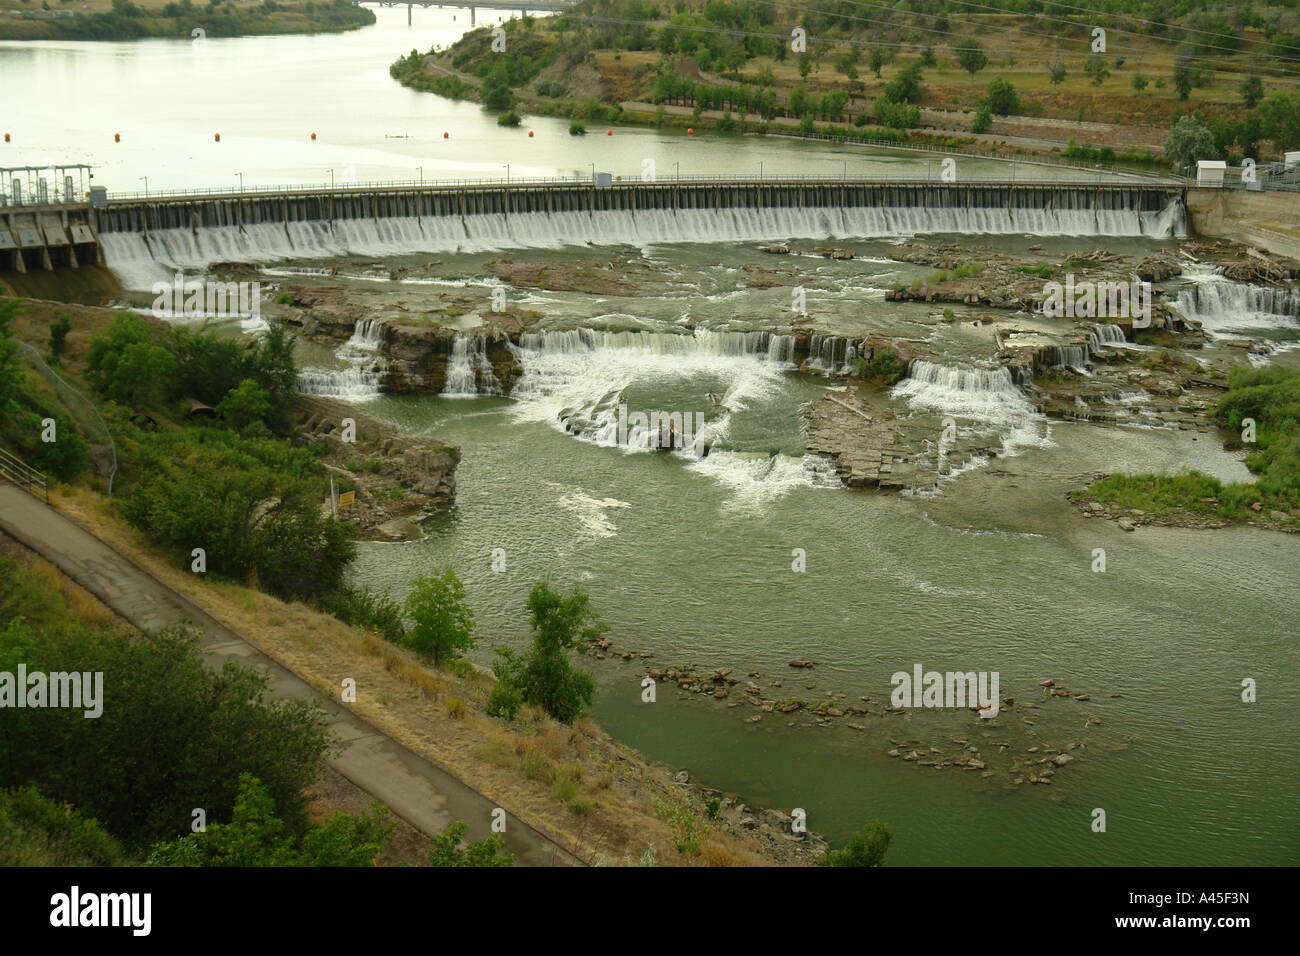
298,317,386,400
100,199,1188,290
442,334,503,397
1175,279,1300,334
1051,324,1129,370
892,359,1051,461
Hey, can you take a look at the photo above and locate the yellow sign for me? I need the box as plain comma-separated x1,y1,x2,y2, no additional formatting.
337,491,355,507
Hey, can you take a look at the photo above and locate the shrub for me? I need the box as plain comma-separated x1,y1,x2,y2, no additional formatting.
822,820,891,866
485,681,522,721
427,820,514,867
568,121,586,135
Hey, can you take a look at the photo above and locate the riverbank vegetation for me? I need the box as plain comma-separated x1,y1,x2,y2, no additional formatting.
390,0,1300,166
1076,365,1300,528
0,0,373,42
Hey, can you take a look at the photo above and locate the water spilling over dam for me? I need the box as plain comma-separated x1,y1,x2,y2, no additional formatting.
94,182,1188,289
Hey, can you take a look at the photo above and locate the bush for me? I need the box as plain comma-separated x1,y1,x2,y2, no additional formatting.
48,314,72,358
854,351,906,384
146,774,393,866
485,681,522,721
497,110,522,127
822,821,891,866
120,427,356,603
0,562,332,849
569,121,586,135
427,820,514,867
0,786,126,866
320,585,405,644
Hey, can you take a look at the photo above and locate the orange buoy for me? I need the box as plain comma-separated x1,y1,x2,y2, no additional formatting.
114,133,120,142
310,132,316,140
443,131,449,139
528,130,534,137
4,133,9,143
687,128,694,136
606,129,612,136
214,133,220,142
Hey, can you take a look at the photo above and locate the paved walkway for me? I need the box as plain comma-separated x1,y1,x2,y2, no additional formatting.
0,482,577,866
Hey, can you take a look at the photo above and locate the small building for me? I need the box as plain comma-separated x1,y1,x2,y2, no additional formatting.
1285,151,1300,168
185,399,217,420
1195,160,1227,187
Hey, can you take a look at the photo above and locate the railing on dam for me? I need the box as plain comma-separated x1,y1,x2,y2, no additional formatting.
105,169,1177,203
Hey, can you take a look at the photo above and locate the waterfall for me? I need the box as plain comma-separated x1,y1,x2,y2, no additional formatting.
1175,280,1300,334
443,334,504,397
99,196,1189,291
1050,323,1129,370
298,317,386,400
518,328,797,361
805,335,856,375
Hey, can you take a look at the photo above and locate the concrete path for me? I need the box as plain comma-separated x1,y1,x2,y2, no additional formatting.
0,482,578,866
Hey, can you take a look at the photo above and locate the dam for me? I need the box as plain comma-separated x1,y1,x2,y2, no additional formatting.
91,180,1188,289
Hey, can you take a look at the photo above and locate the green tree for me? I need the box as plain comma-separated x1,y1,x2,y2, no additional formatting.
0,600,331,848
971,102,992,134
954,40,987,80
48,315,72,359
822,820,891,866
147,774,394,866
1257,93,1300,158
0,786,126,866
1131,72,1148,94
1172,45,1195,100
0,300,24,407
1240,75,1264,109
1045,59,1066,86
868,49,885,78
985,77,1019,116
428,820,515,867
494,582,604,724
216,378,273,433
1083,53,1110,87
482,62,514,111
882,62,924,104
1164,114,1218,175
404,569,476,668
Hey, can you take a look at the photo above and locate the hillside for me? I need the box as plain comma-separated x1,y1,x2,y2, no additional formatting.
390,0,1300,164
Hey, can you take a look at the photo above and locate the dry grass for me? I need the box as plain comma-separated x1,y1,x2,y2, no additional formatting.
47,484,802,866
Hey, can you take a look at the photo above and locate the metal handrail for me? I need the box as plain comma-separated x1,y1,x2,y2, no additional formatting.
0,446,48,503
105,171,1181,202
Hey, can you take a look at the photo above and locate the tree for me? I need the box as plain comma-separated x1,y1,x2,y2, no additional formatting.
985,77,1018,116
882,62,924,105
0,300,22,407
822,820,891,866
493,582,604,724
428,820,515,867
1164,115,1218,175
1045,59,1066,86
1240,75,1264,109
868,49,885,78
970,102,992,134
48,314,72,359
1083,53,1110,88
1172,45,1195,101
216,378,272,433
404,569,475,668
481,63,513,111
1131,72,1148,94
954,40,987,80
1256,93,1300,157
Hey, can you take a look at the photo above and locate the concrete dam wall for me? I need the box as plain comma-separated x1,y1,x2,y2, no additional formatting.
95,182,1188,290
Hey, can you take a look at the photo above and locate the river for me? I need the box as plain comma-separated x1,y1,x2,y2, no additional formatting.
4,6,1297,867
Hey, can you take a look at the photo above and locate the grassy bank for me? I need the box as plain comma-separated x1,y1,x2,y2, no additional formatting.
0,0,373,41
1,297,827,865
1073,365,1300,529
